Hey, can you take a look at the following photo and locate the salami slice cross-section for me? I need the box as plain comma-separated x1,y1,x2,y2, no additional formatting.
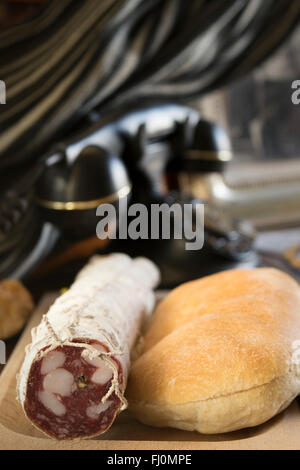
17,254,160,440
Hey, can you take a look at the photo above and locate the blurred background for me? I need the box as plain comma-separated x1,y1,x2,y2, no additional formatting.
185,24,300,228
199,26,300,162
0,1,300,349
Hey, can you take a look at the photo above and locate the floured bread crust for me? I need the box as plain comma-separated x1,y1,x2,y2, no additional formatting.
127,268,300,433
129,372,299,434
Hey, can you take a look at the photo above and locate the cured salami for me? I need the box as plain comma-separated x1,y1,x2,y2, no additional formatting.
17,254,160,440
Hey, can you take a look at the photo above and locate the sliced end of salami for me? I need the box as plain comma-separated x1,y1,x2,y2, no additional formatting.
24,339,123,440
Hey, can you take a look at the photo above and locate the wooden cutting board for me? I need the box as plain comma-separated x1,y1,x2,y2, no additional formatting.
0,293,299,450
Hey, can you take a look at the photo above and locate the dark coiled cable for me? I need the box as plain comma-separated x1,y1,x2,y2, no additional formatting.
0,0,299,170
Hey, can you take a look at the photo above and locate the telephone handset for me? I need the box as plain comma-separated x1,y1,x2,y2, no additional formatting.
0,102,255,282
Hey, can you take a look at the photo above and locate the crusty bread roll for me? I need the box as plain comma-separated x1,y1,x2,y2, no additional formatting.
127,268,300,433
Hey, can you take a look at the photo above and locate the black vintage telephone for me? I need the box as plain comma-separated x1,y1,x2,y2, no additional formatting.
0,102,256,285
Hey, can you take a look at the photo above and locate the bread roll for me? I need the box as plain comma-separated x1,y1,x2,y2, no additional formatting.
0,280,34,340
127,268,300,433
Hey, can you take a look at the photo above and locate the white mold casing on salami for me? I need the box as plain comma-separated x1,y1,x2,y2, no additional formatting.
17,254,160,440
